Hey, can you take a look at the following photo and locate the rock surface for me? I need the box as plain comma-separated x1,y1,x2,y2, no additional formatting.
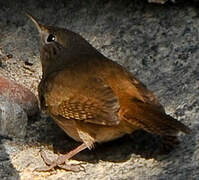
0,96,28,138
0,74,38,140
0,0,198,180
0,75,38,116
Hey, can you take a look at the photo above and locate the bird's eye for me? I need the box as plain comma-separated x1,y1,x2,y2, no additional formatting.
47,34,55,42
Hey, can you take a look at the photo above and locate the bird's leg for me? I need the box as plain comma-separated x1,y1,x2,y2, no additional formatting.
35,143,88,172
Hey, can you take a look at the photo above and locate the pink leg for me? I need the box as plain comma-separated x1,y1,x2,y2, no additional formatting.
35,143,88,172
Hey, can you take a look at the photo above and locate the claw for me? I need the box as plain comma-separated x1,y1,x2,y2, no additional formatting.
78,163,86,173
34,150,57,172
40,150,54,165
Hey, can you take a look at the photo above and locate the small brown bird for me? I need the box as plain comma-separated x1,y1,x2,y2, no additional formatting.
27,14,191,171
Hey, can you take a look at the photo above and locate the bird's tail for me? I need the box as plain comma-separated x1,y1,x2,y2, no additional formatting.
123,100,191,153
158,114,191,135
123,100,191,136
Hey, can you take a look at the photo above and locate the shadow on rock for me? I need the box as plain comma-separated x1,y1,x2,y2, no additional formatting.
30,116,188,164
156,125,196,179
55,130,186,163
0,135,20,180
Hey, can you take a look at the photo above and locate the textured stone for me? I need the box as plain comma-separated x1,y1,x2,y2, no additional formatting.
0,75,38,116
0,96,27,138
148,0,168,4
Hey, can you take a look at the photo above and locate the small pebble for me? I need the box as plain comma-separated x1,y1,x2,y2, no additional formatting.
6,54,13,59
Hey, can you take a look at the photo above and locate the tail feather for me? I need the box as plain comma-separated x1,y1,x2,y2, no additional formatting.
144,111,191,136
123,101,191,136
162,114,191,135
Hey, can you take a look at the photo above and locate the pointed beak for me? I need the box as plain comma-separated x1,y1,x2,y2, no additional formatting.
25,12,42,33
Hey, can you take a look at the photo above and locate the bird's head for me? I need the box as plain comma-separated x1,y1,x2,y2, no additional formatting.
26,13,99,76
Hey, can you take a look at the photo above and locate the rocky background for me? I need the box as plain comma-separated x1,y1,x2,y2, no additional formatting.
0,0,198,179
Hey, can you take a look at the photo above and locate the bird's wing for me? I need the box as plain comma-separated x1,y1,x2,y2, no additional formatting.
122,68,165,112
44,72,120,126
99,59,165,112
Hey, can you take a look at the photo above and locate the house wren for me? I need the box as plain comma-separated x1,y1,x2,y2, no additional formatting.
27,14,191,171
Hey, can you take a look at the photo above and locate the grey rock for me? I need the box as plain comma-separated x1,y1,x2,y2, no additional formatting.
0,96,27,138
148,0,168,4
0,74,39,116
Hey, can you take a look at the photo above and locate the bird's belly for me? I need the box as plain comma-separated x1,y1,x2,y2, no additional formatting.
94,127,126,143
82,121,137,143
53,118,83,142
52,115,137,144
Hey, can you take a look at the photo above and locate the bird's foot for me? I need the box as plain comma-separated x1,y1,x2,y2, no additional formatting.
35,150,85,172
35,143,87,172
